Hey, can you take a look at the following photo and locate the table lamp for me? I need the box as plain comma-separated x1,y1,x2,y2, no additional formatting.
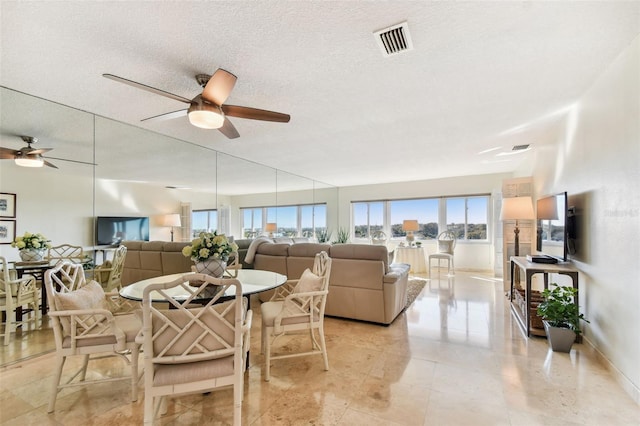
160,214,181,242
265,222,277,238
402,220,419,246
500,196,534,256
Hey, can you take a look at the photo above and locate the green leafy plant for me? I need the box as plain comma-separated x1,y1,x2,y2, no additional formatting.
537,285,589,335
332,227,349,244
315,228,331,243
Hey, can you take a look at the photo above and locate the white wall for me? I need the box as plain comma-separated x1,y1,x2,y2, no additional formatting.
520,35,640,403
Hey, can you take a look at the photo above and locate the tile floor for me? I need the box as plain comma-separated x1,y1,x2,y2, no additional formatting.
1,271,639,425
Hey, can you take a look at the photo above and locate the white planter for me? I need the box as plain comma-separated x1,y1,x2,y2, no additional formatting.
194,258,227,278
19,249,45,262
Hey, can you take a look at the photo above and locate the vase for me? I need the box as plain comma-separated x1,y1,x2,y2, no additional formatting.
19,249,45,262
543,320,577,353
194,258,227,278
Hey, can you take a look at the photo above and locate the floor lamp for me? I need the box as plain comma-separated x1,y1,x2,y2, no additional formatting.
500,196,535,285
161,214,182,242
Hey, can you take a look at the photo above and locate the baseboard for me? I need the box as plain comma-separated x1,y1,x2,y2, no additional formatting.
583,336,640,406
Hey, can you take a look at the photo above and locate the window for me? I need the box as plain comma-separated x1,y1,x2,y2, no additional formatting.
389,199,439,239
191,209,217,238
240,204,327,238
353,201,383,239
351,195,489,242
446,196,488,240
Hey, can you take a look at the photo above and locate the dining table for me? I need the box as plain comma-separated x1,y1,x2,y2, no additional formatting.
119,269,288,307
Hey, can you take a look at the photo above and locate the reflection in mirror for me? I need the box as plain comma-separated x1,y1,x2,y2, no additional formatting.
0,87,337,365
217,153,276,239
0,87,95,364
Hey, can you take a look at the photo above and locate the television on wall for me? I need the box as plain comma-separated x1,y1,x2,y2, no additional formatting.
536,192,569,261
96,216,149,246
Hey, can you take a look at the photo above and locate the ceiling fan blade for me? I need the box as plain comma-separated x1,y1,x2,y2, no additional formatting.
43,160,59,169
29,148,53,155
202,69,237,106
103,74,192,104
141,109,188,123
47,156,97,166
218,118,240,139
0,147,17,159
222,105,290,123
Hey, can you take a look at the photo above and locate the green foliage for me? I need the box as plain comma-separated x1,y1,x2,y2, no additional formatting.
332,227,349,244
537,285,589,335
316,228,331,243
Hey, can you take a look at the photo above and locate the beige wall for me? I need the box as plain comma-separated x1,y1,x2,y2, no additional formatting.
520,35,640,403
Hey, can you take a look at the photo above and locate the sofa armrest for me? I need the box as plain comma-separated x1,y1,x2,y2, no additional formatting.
383,263,410,283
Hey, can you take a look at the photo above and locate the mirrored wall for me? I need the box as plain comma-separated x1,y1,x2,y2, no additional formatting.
0,86,337,361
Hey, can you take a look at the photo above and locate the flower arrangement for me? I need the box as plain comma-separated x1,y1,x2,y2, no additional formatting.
182,231,238,262
11,232,52,251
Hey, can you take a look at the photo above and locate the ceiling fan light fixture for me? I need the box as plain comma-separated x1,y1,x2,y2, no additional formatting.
188,98,224,129
15,154,44,168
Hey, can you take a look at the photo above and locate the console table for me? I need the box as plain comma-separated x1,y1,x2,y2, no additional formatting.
509,256,579,339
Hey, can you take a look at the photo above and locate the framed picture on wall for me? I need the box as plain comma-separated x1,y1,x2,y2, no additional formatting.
0,193,17,218
0,220,16,244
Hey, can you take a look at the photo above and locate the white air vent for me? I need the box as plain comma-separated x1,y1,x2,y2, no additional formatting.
512,144,530,151
374,21,413,57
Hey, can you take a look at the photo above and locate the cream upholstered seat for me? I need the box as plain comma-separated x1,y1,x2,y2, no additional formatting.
47,244,85,264
0,256,40,345
140,273,252,426
44,261,141,413
429,231,457,276
93,245,127,292
261,251,331,381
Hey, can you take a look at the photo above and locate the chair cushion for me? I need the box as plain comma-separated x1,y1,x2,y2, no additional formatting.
153,355,234,386
61,312,141,348
261,300,319,327
54,280,107,335
293,268,323,293
95,260,113,282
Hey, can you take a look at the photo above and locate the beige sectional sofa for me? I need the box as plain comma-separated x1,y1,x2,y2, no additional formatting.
121,239,410,325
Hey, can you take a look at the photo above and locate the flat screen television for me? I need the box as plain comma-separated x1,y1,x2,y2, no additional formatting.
536,192,568,261
96,216,149,246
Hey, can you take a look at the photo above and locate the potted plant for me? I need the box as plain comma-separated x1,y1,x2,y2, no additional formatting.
536,284,589,352
11,231,52,262
182,231,238,277
332,227,349,244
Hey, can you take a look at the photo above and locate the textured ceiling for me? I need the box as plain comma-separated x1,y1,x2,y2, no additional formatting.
1,1,638,188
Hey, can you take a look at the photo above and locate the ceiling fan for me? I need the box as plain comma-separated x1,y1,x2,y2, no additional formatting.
103,68,290,139
0,136,96,169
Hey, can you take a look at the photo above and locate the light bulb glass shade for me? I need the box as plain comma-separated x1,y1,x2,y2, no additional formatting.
500,196,535,221
160,213,181,227
536,196,559,220
402,220,419,232
265,223,277,232
15,155,44,167
188,98,224,129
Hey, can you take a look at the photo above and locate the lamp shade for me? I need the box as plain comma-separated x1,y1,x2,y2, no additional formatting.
265,222,277,232
160,213,181,227
536,196,559,220
500,197,535,221
402,220,419,232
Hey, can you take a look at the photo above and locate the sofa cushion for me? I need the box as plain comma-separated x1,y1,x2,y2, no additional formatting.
256,243,290,256
329,244,389,273
288,243,331,258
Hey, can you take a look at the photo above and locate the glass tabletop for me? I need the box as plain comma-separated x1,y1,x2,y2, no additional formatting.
119,269,287,302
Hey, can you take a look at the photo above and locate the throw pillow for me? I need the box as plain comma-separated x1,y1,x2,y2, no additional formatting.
292,268,324,293
54,280,107,335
